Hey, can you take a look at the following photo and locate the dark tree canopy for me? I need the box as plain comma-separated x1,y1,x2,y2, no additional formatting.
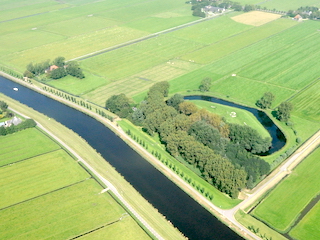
50,67,67,79
66,61,85,79
256,92,275,109
276,102,293,122
52,56,65,67
149,81,169,97
199,77,211,92
229,124,271,154
166,94,184,110
106,94,132,118
0,101,8,111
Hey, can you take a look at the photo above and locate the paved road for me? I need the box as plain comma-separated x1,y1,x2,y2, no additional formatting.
9,108,164,240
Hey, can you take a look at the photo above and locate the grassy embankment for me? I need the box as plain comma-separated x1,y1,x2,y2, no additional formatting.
0,94,185,240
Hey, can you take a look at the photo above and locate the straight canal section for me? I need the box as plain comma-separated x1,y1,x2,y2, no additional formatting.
0,76,245,240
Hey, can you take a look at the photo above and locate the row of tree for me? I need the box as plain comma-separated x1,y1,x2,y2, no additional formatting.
106,82,272,198
256,92,293,122
24,56,85,79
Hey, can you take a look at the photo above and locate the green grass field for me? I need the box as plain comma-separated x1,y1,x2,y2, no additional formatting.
0,128,60,166
0,149,89,209
0,179,127,239
252,148,320,232
190,100,270,138
289,200,320,240
0,126,151,239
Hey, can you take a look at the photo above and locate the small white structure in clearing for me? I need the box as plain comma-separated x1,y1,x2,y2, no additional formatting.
88,14,93,17
232,73,236,77
244,122,247,125
31,28,37,30
230,112,236,117
210,105,216,109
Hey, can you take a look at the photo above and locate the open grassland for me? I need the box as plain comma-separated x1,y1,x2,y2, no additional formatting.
0,128,60,166
291,80,320,122
210,76,296,107
190,100,270,138
180,18,296,64
0,149,89,209
0,180,127,239
0,0,196,72
252,148,320,232
79,216,150,240
0,94,185,240
289,201,320,240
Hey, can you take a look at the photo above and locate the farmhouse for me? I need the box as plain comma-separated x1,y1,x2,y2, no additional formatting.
202,6,225,14
0,116,22,127
45,65,59,73
293,14,302,21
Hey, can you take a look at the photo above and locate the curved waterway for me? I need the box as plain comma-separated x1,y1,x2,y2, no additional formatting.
184,96,286,155
0,77,242,239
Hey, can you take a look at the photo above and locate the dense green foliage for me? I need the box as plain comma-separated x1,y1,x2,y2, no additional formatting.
24,56,84,80
276,102,293,122
123,82,270,197
256,92,275,109
106,93,132,118
199,77,211,92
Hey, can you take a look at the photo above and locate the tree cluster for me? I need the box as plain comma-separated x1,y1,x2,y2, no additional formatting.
287,6,320,19
24,56,85,80
108,82,271,197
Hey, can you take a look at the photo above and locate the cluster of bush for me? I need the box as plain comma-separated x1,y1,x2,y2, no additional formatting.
24,56,85,80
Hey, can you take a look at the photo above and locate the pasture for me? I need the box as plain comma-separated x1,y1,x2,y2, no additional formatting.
0,149,89,209
0,128,60,166
0,179,126,239
289,201,320,240
0,126,150,239
252,148,320,232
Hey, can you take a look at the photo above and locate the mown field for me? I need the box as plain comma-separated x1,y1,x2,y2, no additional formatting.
289,200,320,240
252,148,320,232
0,127,149,239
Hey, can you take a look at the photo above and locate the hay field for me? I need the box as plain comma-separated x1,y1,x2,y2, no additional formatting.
231,11,281,26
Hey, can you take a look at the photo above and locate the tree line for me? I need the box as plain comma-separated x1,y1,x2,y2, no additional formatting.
106,82,271,198
24,56,85,80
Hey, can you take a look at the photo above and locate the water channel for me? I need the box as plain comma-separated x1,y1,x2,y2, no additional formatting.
0,76,244,239
184,96,286,155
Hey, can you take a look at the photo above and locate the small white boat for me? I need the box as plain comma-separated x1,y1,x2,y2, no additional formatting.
13,87,18,91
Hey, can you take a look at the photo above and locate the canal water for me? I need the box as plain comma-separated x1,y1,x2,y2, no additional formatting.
0,77,246,240
184,96,286,155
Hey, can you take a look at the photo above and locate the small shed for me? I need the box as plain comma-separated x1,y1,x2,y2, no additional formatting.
293,14,302,21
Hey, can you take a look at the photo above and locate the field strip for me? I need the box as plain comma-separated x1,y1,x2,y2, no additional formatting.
68,12,231,62
0,148,61,167
0,178,90,212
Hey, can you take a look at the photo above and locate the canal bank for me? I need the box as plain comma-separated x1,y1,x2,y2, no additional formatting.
0,75,245,239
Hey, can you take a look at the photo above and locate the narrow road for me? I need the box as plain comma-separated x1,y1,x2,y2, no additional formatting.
9,108,164,240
